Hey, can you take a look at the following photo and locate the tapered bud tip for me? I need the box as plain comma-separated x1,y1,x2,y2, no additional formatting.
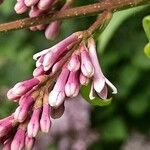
27,109,41,137
79,73,89,86
93,77,105,94
14,106,28,123
68,54,80,72
40,105,51,133
65,83,79,98
7,89,20,101
11,128,25,150
43,51,55,71
33,66,44,77
45,21,60,40
14,2,27,14
80,46,94,78
25,136,35,150
40,117,51,133
13,78,39,96
49,90,65,108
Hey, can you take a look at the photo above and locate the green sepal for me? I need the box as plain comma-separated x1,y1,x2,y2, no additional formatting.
80,83,112,107
143,16,150,41
144,42,150,58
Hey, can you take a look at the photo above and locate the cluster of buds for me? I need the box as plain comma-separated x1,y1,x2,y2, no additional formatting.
33,32,117,107
0,31,117,149
14,0,74,40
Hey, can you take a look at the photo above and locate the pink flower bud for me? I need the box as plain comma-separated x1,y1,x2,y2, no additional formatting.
25,136,35,150
40,104,51,133
49,68,69,107
49,90,65,108
79,72,89,86
80,44,94,78
27,108,41,137
43,33,79,71
7,89,20,101
0,116,14,138
29,6,43,18
33,66,45,77
42,51,56,71
0,115,13,124
33,33,80,60
38,0,54,10
14,97,34,122
24,0,39,7
11,128,25,150
67,53,80,72
65,71,80,97
45,21,61,40
51,103,65,119
12,78,40,96
14,1,28,14
19,90,34,106
51,57,66,74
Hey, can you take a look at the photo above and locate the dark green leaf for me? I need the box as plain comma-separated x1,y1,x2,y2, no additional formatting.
80,83,112,107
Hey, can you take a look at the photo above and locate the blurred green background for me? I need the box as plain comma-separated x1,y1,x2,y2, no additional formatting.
0,0,150,150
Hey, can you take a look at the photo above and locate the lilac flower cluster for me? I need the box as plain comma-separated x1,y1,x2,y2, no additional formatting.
14,0,73,40
33,33,117,107
0,32,117,149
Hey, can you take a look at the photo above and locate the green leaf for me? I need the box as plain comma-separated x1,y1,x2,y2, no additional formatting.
143,16,150,41
98,6,146,53
80,83,112,107
144,42,150,58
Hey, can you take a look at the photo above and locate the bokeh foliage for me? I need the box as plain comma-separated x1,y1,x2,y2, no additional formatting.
0,0,150,150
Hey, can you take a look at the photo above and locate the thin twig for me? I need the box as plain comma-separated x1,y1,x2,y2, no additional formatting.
0,0,149,32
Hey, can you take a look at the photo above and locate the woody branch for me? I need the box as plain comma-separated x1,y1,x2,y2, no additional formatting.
0,0,149,32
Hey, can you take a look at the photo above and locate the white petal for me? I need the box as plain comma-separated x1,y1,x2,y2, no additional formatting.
105,78,117,94
33,49,49,60
89,83,95,100
36,59,42,68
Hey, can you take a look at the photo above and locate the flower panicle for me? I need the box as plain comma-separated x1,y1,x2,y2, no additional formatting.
1,32,117,149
